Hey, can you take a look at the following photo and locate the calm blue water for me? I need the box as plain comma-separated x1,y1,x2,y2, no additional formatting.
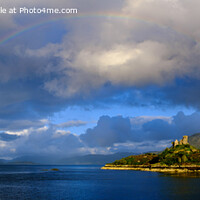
0,165,200,200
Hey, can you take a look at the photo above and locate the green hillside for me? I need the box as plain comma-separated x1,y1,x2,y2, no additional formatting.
111,144,200,166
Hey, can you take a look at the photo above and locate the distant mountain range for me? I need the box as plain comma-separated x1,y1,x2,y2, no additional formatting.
2,152,135,165
59,152,135,165
1,133,200,165
189,133,200,148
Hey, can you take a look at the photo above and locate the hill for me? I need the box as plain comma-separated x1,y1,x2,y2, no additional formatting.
111,144,199,166
189,133,200,149
102,136,200,173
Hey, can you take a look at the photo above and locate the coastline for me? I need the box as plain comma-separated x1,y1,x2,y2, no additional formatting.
101,164,200,173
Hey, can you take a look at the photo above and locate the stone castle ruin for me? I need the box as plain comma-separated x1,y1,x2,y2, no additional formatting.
172,135,188,148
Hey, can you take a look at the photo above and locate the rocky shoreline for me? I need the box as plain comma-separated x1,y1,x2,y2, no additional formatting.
101,164,200,173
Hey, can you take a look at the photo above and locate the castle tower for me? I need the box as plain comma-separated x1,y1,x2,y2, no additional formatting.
174,139,179,147
172,139,179,147
182,135,188,145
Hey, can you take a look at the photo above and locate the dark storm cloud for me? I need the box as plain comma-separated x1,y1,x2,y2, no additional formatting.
1,0,200,123
80,116,133,147
0,44,77,120
123,78,200,111
137,112,200,142
142,119,177,141
80,112,200,148
134,111,200,141
162,78,200,109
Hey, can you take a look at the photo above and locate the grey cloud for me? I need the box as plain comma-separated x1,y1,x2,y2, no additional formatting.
0,126,88,159
142,119,177,141
1,0,200,123
130,116,172,127
1,112,200,159
0,119,48,131
0,132,20,141
109,140,171,153
55,120,87,128
80,116,133,147
30,5,200,103
123,0,200,41
80,112,200,149
173,111,200,135
137,112,200,141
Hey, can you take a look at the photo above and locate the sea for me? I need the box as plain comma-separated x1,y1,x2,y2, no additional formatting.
0,165,200,200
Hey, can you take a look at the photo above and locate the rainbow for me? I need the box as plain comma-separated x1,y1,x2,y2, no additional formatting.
0,12,193,46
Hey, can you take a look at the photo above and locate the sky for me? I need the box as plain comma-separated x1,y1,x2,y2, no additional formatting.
0,0,200,161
